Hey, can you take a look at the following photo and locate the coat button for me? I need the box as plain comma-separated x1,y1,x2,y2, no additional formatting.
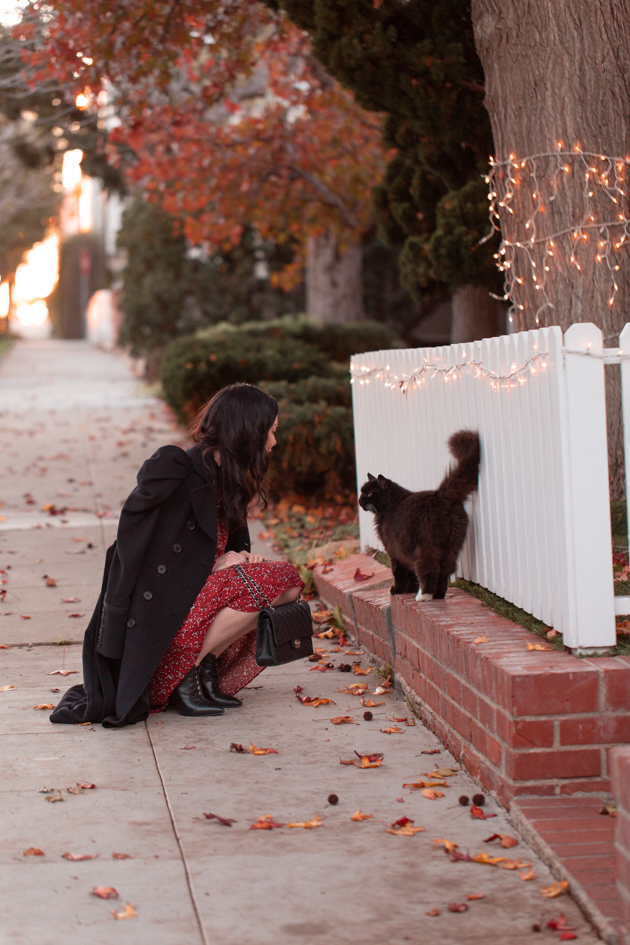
143,591,153,600
157,565,166,574
127,618,135,628
186,520,195,530
173,543,182,553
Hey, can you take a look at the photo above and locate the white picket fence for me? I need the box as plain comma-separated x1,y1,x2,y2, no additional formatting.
351,322,630,652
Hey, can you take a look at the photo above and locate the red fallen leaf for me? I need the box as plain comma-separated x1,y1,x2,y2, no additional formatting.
23,847,45,856
309,664,333,672
202,813,236,826
353,568,374,582
450,850,473,862
112,853,132,859
426,908,441,916
76,781,96,790
331,716,356,725
68,614,85,618
390,816,414,828
45,577,57,587
548,916,576,932
62,852,99,861
448,903,469,913
48,670,77,676
249,814,283,830
181,745,198,750
91,886,118,899
20,615,31,620
248,744,277,755
421,749,441,755
356,751,383,764
471,805,496,820
467,893,485,900
230,742,247,753
559,934,577,942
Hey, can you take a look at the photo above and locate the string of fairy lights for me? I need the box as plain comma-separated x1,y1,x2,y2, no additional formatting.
483,143,630,325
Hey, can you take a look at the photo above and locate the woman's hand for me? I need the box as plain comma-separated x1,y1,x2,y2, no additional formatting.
211,550,265,573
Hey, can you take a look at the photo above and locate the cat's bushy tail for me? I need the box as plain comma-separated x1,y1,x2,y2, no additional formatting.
437,430,480,503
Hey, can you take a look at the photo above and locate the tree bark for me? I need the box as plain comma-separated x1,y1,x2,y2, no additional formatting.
472,0,630,497
306,229,365,322
451,284,505,343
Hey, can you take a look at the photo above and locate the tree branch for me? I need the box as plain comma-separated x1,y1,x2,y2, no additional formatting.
287,164,357,228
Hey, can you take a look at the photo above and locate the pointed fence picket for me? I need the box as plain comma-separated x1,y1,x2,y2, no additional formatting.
351,323,628,651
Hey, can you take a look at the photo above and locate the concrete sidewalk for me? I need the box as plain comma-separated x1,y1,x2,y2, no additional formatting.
0,340,601,944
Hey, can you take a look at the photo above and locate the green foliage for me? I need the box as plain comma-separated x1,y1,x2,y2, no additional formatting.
260,374,351,408
268,0,500,298
160,332,332,423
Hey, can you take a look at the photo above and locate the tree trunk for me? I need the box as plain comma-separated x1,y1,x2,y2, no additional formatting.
306,229,364,322
472,0,630,497
451,284,505,343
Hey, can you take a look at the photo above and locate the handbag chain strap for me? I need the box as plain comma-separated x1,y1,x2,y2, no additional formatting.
233,564,270,609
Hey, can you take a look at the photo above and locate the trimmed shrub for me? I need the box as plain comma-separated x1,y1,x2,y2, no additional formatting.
269,399,355,497
161,332,331,422
260,372,351,408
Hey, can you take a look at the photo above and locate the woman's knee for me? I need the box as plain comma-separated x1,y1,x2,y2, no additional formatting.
271,585,302,606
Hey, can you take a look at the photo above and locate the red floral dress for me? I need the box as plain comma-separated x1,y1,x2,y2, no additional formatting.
147,500,304,709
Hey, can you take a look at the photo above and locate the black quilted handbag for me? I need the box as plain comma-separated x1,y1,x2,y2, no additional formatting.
233,565,314,666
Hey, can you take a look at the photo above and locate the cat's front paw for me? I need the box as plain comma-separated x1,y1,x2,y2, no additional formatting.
415,591,433,602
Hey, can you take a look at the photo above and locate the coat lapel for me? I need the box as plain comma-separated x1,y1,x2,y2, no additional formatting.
190,483,218,541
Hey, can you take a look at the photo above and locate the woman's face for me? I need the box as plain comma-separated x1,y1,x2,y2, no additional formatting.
265,416,279,453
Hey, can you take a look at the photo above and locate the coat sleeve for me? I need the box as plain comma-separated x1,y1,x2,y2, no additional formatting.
224,522,251,554
99,445,192,656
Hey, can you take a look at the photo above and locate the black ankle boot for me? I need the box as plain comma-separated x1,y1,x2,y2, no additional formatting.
170,665,225,717
198,653,243,708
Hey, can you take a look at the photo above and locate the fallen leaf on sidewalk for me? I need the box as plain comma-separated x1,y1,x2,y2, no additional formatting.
230,743,246,753
112,903,137,920
467,893,485,900
338,684,368,696
345,650,364,656
433,839,458,853
421,749,441,755
484,833,518,848
44,576,57,587
526,642,552,651
33,704,54,710
391,816,414,828
331,716,356,725
351,811,372,821
248,744,277,755
361,698,384,707
519,867,536,880
91,886,118,899
387,823,425,836
421,789,445,800
471,805,496,819
62,852,99,860
472,853,508,866
426,908,441,916
559,934,577,942
45,791,64,803
68,614,85,618
353,664,371,676
340,751,384,768
112,853,132,859
310,664,333,672
23,847,45,856
402,779,447,790
450,850,473,862
500,859,531,870
287,815,323,829
448,903,469,912
0,685,15,691
312,611,333,624
61,598,80,603
380,727,403,734
548,915,576,931
76,781,96,789
20,615,31,620
353,568,373,582
373,686,390,695
249,815,283,830
299,696,335,706
48,670,77,676
473,635,488,644
201,813,235,826
540,881,569,898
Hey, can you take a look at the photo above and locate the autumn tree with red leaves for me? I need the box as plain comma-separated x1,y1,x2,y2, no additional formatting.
21,0,388,322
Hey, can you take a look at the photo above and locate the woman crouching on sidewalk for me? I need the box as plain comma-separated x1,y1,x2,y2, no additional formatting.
51,384,303,727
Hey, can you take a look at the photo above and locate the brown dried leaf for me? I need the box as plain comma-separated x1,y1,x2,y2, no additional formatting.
331,716,356,725
33,704,54,710
111,903,137,920
23,847,45,856
76,781,96,789
361,698,384,707
286,815,323,829
45,576,57,587
91,886,118,899
526,642,552,651
201,813,235,826
0,685,15,691
249,814,283,830
230,742,246,753
472,853,508,866
433,838,458,853
519,867,536,881
45,791,64,803
312,610,333,624
484,832,518,848
540,881,569,898
425,908,441,916
420,789,445,800
112,853,132,859
473,635,488,644
467,893,485,900
421,749,441,755
351,810,372,821
448,903,469,913
380,727,403,734
248,744,277,755
387,824,425,836
353,664,371,676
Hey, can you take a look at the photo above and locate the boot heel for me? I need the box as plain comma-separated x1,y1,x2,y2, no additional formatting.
198,653,243,708
171,665,225,717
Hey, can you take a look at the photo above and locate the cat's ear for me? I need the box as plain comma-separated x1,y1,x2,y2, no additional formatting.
367,472,377,481
377,474,388,483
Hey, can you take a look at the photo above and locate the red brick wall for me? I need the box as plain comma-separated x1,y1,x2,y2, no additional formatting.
314,556,630,807
611,746,630,933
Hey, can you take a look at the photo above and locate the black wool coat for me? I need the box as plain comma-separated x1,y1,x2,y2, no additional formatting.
50,442,250,727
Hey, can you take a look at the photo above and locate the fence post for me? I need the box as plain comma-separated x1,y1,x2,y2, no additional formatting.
563,323,616,650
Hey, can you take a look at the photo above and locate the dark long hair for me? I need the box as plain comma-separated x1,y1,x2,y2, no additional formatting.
189,384,278,532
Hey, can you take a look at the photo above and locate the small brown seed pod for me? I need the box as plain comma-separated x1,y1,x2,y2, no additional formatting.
472,793,485,806
458,795,470,806
363,710,373,721
328,794,339,805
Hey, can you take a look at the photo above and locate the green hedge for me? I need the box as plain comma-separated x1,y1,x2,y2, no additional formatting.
260,373,351,408
161,333,332,422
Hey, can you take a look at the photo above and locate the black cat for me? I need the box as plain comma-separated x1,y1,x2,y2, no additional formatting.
358,430,480,601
